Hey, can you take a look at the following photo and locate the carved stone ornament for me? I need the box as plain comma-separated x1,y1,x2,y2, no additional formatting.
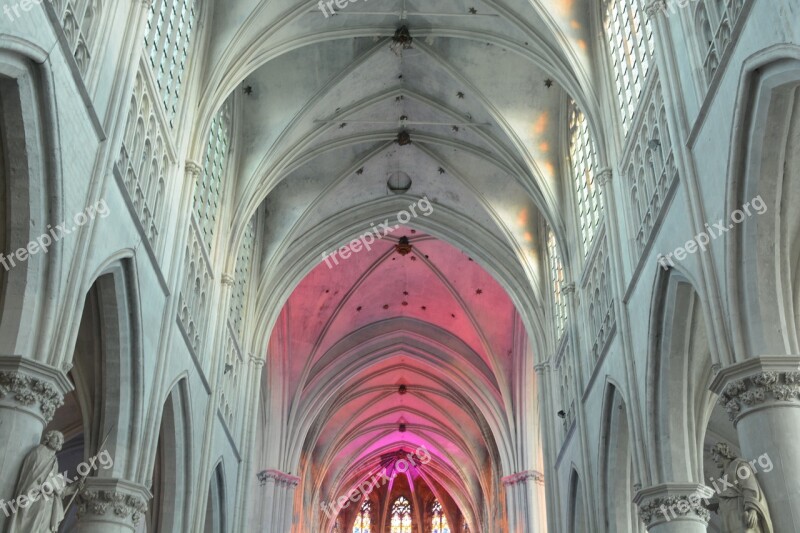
0,370,64,421
644,0,668,18
638,495,710,527
718,370,800,421
501,470,545,486
77,489,148,526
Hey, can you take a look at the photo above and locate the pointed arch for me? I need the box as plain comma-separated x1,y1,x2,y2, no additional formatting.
147,377,193,531
204,460,228,533
567,469,588,533
726,48,800,359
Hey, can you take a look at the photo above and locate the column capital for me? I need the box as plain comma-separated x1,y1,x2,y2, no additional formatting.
644,0,668,18
185,160,203,180
711,356,800,423
257,469,300,487
76,478,151,529
533,361,551,374
596,167,613,187
0,356,72,423
560,282,576,295
501,469,544,486
634,483,711,528
221,273,235,286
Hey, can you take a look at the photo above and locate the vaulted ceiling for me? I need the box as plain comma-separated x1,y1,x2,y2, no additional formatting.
197,0,603,529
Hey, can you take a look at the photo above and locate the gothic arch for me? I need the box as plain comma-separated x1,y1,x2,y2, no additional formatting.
204,460,228,533
566,468,588,533
726,47,800,359
147,377,193,532
60,260,145,480
646,267,716,485
598,382,644,532
0,44,62,363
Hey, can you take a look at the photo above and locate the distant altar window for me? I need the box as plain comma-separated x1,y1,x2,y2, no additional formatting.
431,500,451,533
390,497,412,533
602,0,654,135
353,501,372,533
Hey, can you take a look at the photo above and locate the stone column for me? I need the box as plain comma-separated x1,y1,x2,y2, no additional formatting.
0,356,71,531
502,470,545,532
259,469,299,532
711,356,800,532
634,484,710,533
72,478,150,533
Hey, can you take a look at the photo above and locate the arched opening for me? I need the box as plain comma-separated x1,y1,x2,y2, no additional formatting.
567,470,587,533
599,384,644,532
204,462,227,533
146,379,192,531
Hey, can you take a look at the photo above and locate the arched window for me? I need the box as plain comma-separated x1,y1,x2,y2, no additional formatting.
390,497,412,533
431,500,450,533
602,0,654,135
353,501,372,533
567,100,602,254
547,228,567,339
194,97,234,251
144,0,199,126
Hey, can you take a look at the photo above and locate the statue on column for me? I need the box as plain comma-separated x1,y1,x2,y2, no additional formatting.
7,430,77,533
711,442,773,533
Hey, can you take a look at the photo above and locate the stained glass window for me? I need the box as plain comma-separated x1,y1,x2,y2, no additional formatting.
390,497,412,533
353,501,371,533
547,228,567,339
603,0,654,135
431,500,450,533
568,100,602,254
144,0,198,127
194,97,233,251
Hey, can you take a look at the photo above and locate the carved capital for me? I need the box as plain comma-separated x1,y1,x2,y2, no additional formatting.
257,469,300,487
502,470,544,486
560,282,576,296
533,361,551,375
711,356,800,422
221,273,235,286
595,167,613,187
0,357,71,423
634,484,711,527
644,0,668,18
185,160,203,181
76,479,151,527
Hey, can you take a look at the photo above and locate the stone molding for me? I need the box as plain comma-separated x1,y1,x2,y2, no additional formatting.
533,361,550,374
596,167,613,186
185,160,202,181
258,469,300,487
0,356,71,423
634,483,711,527
221,273,235,286
711,356,800,422
76,478,151,527
644,0,668,18
501,470,544,486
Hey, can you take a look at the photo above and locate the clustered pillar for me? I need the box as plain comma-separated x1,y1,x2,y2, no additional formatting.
0,356,71,532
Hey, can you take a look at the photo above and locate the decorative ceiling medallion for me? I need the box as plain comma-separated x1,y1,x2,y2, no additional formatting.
395,236,413,255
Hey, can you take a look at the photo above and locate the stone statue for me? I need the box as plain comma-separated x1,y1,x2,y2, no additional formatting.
711,442,773,533
7,431,77,533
